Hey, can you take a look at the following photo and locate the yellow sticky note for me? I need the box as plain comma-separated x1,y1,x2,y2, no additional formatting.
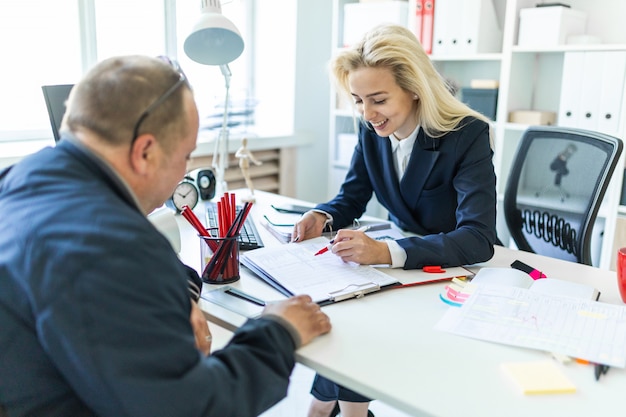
501,360,576,395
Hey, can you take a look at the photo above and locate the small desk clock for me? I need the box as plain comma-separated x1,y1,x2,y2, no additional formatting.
166,176,199,213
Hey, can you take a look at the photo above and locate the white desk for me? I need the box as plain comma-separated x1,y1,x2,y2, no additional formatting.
177,190,625,417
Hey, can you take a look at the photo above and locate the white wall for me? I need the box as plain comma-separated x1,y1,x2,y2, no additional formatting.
292,1,333,203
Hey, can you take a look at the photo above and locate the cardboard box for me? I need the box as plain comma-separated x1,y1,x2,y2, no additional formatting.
471,79,500,89
518,6,586,47
508,110,557,125
343,1,409,47
461,88,498,120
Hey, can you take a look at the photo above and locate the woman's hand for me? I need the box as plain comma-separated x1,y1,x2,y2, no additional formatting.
330,229,392,265
292,211,328,242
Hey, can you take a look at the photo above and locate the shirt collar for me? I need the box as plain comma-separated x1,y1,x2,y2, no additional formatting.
388,124,420,153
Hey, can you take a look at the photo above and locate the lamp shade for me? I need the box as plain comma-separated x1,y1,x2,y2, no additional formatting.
184,0,244,65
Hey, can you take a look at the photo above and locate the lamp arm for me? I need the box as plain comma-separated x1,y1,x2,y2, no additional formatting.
212,64,232,194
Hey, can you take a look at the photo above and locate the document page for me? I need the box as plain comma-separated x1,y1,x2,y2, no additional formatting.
241,237,398,303
435,285,626,367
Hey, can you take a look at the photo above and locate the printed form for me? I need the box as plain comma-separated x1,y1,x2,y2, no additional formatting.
436,285,626,367
241,237,398,303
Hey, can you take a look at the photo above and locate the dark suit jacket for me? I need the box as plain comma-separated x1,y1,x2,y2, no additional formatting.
316,117,497,269
0,138,297,417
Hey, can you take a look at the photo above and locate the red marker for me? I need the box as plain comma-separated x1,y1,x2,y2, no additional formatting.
423,265,445,273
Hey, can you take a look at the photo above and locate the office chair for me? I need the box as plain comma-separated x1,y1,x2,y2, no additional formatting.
503,126,623,265
42,84,74,142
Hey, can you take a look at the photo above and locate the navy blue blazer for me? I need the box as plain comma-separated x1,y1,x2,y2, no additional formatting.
316,117,497,269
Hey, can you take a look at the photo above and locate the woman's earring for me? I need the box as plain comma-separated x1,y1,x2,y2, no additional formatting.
413,94,418,99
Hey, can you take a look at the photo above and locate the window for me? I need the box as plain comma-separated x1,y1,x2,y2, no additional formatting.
0,0,295,146
95,0,166,59
0,0,82,139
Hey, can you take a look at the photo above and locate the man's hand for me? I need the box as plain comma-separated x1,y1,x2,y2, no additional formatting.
190,300,212,355
262,295,331,346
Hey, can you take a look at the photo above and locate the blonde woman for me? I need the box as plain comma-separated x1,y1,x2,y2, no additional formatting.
295,24,498,417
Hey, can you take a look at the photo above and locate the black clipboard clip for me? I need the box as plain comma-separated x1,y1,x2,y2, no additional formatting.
328,282,380,302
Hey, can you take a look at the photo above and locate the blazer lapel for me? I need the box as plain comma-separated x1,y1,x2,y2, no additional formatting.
400,128,440,208
378,136,401,194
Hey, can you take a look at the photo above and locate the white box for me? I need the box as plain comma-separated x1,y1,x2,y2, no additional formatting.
518,6,587,47
337,134,358,165
342,1,409,47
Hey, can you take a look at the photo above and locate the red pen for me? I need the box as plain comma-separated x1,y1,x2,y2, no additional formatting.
314,245,331,256
313,225,370,256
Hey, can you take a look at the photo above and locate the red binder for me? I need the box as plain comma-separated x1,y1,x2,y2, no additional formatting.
413,0,424,44
422,0,435,54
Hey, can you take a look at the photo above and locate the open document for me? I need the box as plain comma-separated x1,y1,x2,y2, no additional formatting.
240,237,399,304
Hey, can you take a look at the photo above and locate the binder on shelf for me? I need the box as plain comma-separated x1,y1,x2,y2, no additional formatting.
462,0,502,54
421,0,434,54
597,51,626,136
408,0,425,44
343,1,409,47
557,52,584,128
577,51,604,132
432,0,501,56
431,0,453,55
559,51,626,137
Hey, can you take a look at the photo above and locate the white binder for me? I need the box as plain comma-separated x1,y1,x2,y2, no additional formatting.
558,52,585,128
597,51,626,136
432,0,501,56
432,0,457,55
577,51,604,132
459,0,502,54
559,51,626,136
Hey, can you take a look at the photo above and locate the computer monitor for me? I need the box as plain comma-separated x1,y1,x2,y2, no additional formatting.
41,84,74,142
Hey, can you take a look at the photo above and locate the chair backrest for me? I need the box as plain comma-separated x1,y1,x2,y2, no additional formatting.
503,126,623,265
41,84,74,142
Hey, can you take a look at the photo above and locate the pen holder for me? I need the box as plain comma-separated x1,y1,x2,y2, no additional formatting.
200,235,240,284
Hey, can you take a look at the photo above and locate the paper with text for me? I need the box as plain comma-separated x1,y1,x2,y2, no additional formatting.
435,285,626,367
241,237,398,303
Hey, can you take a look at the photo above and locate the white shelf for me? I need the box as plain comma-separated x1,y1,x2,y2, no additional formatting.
512,43,626,53
430,53,503,62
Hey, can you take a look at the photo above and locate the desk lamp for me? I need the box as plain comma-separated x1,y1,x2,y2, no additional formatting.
184,0,244,195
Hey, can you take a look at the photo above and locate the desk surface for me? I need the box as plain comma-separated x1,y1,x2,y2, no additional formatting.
177,190,625,417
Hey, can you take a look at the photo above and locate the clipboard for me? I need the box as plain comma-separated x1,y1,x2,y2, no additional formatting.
239,237,399,305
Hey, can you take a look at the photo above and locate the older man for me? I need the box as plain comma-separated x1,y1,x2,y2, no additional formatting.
0,55,331,417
